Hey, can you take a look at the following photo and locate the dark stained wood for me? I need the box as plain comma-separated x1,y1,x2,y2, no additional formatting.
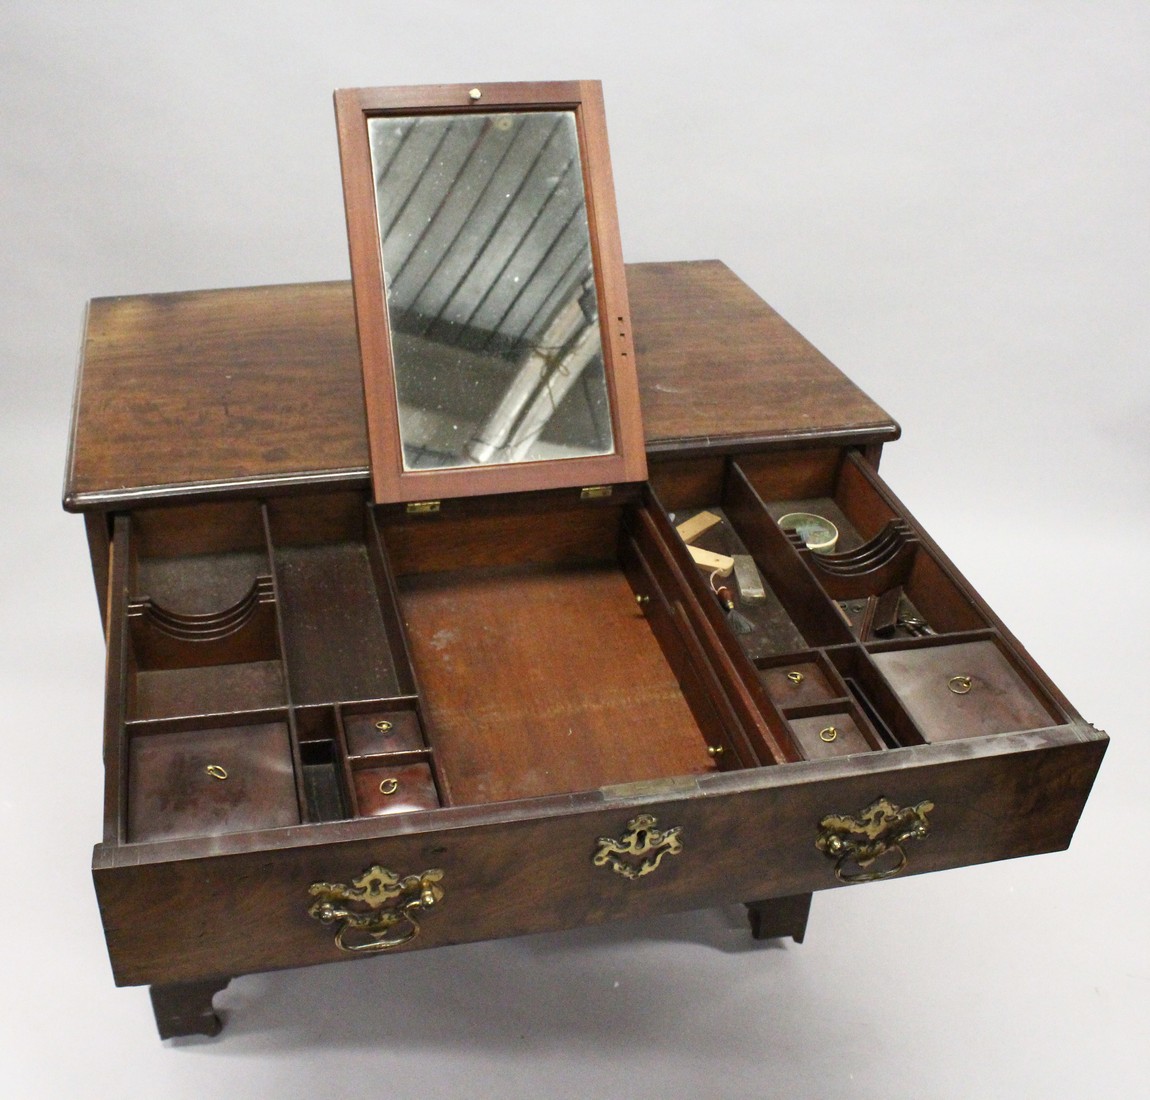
274,542,403,706
352,762,440,816
69,251,1105,1041
93,728,1105,987
383,499,621,577
745,893,812,943
127,721,299,843
64,262,899,510
870,640,1062,742
398,561,717,804
149,977,231,1039
66,282,366,508
628,262,899,453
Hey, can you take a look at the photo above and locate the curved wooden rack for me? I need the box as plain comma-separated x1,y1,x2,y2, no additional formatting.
793,521,920,599
128,577,275,642
127,577,279,670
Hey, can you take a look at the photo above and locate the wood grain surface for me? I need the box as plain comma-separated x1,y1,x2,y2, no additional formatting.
65,262,898,508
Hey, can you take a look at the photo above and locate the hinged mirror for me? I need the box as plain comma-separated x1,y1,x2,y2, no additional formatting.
334,80,646,503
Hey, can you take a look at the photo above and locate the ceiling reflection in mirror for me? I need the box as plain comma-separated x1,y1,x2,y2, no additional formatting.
368,110,614,471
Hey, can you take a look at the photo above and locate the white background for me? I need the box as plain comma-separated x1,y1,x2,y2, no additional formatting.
3,3,1146,1096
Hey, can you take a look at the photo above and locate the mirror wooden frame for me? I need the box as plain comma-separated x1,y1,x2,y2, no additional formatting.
333,80,647,504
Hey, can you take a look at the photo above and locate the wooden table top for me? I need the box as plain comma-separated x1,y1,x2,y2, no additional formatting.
64,260,897,510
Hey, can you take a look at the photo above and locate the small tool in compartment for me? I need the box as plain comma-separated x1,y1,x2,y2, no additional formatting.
687,544,734,576
777,511,839,554
732,554,767,604
839,588,936,641
710,576,755,635
675,509,722,544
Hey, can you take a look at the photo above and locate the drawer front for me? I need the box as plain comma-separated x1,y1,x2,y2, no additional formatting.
94,728,1103,987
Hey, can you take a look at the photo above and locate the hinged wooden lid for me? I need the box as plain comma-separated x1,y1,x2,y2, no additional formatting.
334,80,647,504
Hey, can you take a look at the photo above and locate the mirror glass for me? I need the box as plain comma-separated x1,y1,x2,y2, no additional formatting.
367,110,614,471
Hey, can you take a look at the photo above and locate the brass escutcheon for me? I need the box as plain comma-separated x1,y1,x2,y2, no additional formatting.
786,670,804,686
378,778,399,795
948,675,973,695
593,814,683,880
819,726,838,743
816,796,934,884
205,764,228,781
308,865,444,953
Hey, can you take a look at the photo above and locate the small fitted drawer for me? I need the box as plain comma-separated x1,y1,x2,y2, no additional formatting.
870,639,1061,743
352,762,439,816
128,720,299,843
758,659,841,708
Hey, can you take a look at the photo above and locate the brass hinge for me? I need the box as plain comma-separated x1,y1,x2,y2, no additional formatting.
406,500,441,515
580,485,613,500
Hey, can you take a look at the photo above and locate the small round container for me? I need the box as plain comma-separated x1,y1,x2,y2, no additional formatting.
777,512,839,554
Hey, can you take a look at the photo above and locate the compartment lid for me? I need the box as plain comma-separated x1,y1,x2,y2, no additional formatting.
334,80,647,505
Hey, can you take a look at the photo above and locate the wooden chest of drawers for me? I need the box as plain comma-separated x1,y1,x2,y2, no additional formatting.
65,259,1105,1038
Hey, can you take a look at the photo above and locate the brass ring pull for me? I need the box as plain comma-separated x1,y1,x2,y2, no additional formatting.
816,797,934,885
308,865,444,954
205,764,228,781
333,902,424,952
374,720,393,733
786,671,804,686
379,777,399,795
832,844,907,883
948,675,972,695
819,725,838,743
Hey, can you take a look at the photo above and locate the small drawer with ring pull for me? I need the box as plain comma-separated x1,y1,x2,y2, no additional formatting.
342,708,426,756
352,762,440,817
755,653,844,708
784,705,884,760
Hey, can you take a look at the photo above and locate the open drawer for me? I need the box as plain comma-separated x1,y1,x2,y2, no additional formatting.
93,454,1105,1000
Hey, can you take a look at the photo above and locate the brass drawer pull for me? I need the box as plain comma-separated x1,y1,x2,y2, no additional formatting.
307,864,444,953
948,674,973,695
816,797,934,884
593,814,683,880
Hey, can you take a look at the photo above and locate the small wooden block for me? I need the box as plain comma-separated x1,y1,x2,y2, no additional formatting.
675,510,722,544
687,545,734,576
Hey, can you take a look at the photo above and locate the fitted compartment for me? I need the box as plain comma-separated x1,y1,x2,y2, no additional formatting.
127,717,299,843
120,503,286,721
734,449,990,638
267,493,414,706
646,449,1066,760
378,497,738,805
869,636,1067,742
